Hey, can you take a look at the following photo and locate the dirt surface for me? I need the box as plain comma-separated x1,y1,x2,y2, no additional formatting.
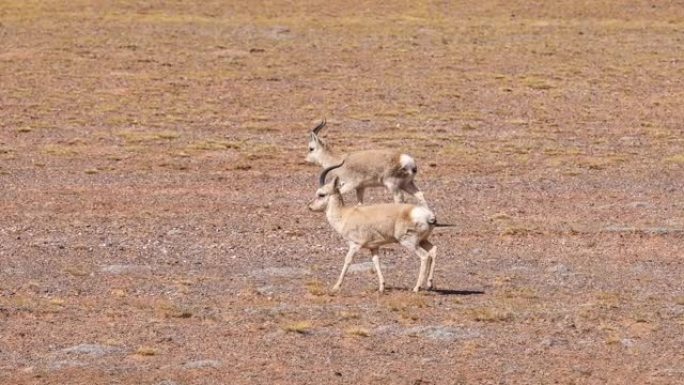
1,1,683,384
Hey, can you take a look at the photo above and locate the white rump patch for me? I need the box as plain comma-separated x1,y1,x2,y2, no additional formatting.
400,154,415,169
410,206,436,224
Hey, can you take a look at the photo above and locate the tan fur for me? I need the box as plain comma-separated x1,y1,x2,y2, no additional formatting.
309,176,439,293
306,121,428,207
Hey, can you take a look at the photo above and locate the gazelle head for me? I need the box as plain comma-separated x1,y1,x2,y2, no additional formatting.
308,161,344,211
305,119,328,164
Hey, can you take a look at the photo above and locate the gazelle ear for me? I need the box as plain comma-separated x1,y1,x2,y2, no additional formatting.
332,176,340,190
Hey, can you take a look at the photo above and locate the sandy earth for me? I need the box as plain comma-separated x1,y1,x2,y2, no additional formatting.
1,1,683,384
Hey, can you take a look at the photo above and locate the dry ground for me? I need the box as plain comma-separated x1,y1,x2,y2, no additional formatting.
1,1,683,384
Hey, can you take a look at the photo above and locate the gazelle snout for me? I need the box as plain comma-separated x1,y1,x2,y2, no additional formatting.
308,199,326,212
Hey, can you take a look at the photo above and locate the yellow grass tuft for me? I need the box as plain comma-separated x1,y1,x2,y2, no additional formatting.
64,266,89,277
345,326,370,337
663,154,684,164
338,311,360,320
305,280,327,296
522,76,554,90
135,347,158,356
43,145,80,157
283,321,312,334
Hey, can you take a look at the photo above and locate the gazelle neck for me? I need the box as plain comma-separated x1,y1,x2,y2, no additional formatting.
318,147,345,168
325,193,346,233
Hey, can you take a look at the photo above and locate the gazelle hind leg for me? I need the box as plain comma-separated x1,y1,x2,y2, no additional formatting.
420,240,437,290
385,181,405,203
370,248,385,292
332,243,361,292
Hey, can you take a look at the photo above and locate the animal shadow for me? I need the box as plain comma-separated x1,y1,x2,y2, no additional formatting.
383,286,484,296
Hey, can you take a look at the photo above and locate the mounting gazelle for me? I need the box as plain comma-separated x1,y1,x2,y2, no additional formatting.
305,119,428,207
309,162,454,293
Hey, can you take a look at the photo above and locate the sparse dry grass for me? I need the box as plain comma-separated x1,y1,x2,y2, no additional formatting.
469,307,515,323
155,301,193,319
383,295,430,312
305,280,327,296
117,130,181,143
186,139,241,152
500,226,542,236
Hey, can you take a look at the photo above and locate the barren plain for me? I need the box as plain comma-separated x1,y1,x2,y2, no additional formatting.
1,1,683,384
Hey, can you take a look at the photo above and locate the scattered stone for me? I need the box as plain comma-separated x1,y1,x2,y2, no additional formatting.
100,264,150,275
49,360,87,370
256,285,276,296
348,262,387,273
548,264,570,275
265,26,292,40
626,201,652,209
61,343,121,357
618,136,641,146
540,338,568,348
403,326,480,341
183,360,222,369
621,338,636,348
250,267,311,278
376,325,479,341
602,226,683,235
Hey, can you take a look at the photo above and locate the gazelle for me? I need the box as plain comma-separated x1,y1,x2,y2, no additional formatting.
305,119,428,207
309,162,451,293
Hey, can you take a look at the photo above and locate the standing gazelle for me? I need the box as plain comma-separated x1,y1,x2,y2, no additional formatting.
309,162,448,293
306,119,428,207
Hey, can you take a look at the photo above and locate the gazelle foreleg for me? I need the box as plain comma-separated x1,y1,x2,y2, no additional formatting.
332,242,361,292
401,180,428,207
419,240,437,290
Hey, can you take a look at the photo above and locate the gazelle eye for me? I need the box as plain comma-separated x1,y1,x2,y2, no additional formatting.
309,147,314,152
317,193,325,198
